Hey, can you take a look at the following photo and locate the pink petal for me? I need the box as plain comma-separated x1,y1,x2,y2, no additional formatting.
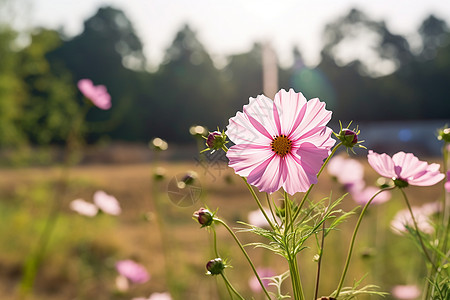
242,94,279,137
392,152,428,179
328,155,364,185
247,208,280,228
296,142,329,183
226,108,273,146
289,98,332,142
247,155,285,194
116,260,150,284
148,292,172,300
295,126,335,150
367,151,395,178
93,190,121,215
273,89,307,135
227,144,273,177
350,186,391,205
408,170,445,186
392,285,421,300
70,199,98,217
77,78,111,110
282,153,313,194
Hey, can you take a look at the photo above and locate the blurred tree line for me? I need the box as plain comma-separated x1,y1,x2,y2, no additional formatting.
1,6,449,148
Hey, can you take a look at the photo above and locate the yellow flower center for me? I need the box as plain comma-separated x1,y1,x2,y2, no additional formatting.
271,135,292,157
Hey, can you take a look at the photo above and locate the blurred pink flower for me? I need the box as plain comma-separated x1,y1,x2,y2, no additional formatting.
367,151,444,187
148,293,172,300
248,268,275,293
226,89,335,195
247,208,280,228
327,155,364,186
391,204,436,235
132,293,171,300
391,284,420,299
116,260,150,284
77,78,111,110
349,185,391,205
94,190,121,215
445,171,450,193
69,198,98,217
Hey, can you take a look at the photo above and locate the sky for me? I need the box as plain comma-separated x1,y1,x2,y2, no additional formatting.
14,0,450,70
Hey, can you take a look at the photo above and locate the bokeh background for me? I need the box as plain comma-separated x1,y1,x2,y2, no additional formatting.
0,0,449,299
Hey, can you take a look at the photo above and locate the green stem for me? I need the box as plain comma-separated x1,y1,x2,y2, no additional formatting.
242,177,277,232
336,187,394,297
266,194,279,228
314,221,326,300
284,191,304,300
221,273,246,300
292,143,343,222
215,218,272,300
440,142,449,265
399,188,438,272
213,227,220,257
19,102,90,295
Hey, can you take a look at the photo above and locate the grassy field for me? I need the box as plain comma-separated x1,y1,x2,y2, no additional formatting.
0,156,444,300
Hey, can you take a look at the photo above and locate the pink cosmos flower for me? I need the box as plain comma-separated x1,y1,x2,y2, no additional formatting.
247,208,280,228
349,185,391,205
391,284,420,299
248,267,275,293
77,79,111,110
327,155,364,186
367,151,444,187
93,190,121,215
115,259,150,284
69,198,98,217
391,204,438,235
132,293,172,300
226,89,335,195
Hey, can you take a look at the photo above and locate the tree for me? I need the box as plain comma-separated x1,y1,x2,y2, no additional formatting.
0,27,27,146
48,6,146,141
18,29,79,145
152,24,231,142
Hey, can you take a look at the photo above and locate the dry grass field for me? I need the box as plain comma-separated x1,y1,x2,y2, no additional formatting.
0,153,444,300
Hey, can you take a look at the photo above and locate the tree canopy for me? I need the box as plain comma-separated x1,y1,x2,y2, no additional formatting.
1,6,449,148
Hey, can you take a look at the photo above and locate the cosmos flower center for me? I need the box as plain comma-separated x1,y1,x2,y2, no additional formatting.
271,135,292,157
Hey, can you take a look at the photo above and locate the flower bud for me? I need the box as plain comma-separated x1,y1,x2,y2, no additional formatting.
204,130,228,152
343,129,358,144
193,207,214,227
333,122,365,152
206,258,225,275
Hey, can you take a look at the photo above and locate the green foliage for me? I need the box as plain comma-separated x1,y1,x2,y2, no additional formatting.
1,5,450,149
0,27,27,146
18,29,80,145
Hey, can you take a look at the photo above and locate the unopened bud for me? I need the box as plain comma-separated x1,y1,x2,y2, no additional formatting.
204,130,227,152
341,128,358,147
193,207,214,227
206,258,225,275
